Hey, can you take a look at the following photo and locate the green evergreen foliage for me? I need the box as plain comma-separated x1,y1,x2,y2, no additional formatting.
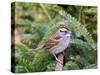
46,61,56,71
63,61,80,70
11,2,97,73
31,50,54,72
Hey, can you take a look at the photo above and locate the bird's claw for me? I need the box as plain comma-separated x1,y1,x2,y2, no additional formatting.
56,58,63,65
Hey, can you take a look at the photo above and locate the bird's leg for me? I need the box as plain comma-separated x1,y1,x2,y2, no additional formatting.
50,46,63,65
53,53,63,65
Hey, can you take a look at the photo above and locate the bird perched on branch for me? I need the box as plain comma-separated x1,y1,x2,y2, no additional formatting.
33,22,70,64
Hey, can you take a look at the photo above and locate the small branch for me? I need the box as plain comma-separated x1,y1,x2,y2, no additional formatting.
55,52,64,71
40,3,52,21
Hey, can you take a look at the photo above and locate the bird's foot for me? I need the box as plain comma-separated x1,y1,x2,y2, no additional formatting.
56,58,63,65
52,53,63,65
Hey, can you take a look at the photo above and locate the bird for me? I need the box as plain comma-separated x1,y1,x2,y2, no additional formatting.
33,23,70,64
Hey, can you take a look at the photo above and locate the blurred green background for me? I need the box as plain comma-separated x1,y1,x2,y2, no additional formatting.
11,2,97,73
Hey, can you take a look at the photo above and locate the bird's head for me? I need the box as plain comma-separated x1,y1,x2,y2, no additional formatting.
59,23,68,31
58,23,70,37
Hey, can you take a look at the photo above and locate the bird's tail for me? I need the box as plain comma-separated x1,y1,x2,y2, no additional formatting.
32,47,43,51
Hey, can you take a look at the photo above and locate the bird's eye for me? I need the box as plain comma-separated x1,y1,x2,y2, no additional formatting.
60,30,62,32
60,30,65,32
60,30,67,33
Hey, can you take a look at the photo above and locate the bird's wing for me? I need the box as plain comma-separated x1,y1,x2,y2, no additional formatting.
43,31,62,49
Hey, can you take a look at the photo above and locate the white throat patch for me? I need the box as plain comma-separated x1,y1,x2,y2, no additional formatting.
66,34,70,37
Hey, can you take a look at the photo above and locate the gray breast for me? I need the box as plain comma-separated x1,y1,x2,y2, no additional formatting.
54,33,70,54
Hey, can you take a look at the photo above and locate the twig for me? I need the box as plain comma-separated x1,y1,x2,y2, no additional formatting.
40,3,52,21
55,52,64,71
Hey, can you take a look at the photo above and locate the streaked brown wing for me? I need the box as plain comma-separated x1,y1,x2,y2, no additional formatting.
43,31,62,49
43,40,55,49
